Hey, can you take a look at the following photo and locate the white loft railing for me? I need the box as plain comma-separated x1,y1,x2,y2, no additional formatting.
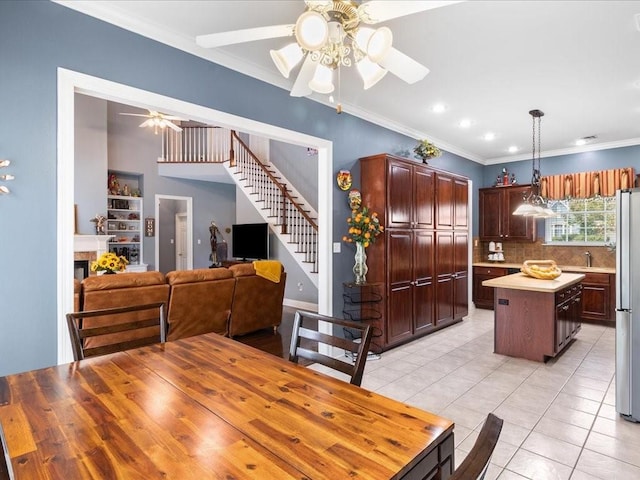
160,126,231,163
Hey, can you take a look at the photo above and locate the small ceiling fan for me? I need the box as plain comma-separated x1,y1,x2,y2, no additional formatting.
119,110,184,134
195,1,461,98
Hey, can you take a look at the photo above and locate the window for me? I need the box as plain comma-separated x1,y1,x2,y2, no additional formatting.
545,196,616,244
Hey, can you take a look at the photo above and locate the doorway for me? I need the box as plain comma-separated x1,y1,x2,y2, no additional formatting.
58,68,334,365
155,194,193,273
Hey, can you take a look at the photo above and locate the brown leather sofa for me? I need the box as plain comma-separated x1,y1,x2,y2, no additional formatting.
76,264,287,345
227,263,286,337
165,268,236,340
80,271,170,348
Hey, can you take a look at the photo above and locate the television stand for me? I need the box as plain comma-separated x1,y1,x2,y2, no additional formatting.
221,259,251,267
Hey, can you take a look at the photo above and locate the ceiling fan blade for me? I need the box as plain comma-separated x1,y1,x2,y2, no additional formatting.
120,113,151,118
165,121,183,132
161,115,184,121
290,55,319,97
377,47,429,84
358,0,463,24
196,24,294,48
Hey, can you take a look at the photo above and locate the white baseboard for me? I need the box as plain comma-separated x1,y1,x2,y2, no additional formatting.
283,298,318,312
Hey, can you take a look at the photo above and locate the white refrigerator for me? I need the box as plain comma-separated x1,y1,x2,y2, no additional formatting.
616,187,640,422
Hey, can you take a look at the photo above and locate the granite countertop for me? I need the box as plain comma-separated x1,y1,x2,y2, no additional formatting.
472,262,615,274
481,272,586,293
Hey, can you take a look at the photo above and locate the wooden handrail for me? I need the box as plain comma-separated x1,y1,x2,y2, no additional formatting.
231,131,318,232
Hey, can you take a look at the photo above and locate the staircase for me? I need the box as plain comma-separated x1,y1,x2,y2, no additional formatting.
160,127,319,286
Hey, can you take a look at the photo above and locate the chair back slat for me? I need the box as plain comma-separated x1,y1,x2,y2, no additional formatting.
289,310,372,386
66,302,166,361
450,413,503,480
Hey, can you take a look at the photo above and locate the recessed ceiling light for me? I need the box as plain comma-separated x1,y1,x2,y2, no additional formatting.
483,132,496,141
508,146,519,153
458,118,472,128
576,135,597,146
431,103,447,113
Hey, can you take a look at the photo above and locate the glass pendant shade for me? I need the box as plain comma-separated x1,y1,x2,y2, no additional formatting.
367,27,393,62
270,43,304,78
295,11,328,51
308,64,334,93
356,57,387,89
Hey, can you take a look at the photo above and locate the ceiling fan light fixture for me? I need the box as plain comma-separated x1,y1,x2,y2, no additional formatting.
270,43,304,78
367,26,393,63
308,64,335,94
356,56,387,89
295,11,329,51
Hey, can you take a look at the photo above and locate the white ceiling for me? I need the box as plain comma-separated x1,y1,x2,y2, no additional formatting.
57,1,640,165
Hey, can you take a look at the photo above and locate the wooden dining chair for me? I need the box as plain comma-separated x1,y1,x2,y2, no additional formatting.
288,310,372,386
0,422,14,480
450,413,503,480
66,302,167,361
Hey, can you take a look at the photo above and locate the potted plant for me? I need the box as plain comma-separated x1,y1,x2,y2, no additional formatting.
414,139,442,163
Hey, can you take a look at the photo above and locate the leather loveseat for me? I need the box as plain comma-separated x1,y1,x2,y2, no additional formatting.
76,263,287,343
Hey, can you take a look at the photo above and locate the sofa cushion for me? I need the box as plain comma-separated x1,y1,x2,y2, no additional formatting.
228,263,286,337
81,272,170,349
166,268,235,340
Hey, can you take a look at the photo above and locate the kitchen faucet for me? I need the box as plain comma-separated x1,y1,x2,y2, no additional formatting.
584,251,592,268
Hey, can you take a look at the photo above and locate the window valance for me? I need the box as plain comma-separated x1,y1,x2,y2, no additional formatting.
541,167,635,200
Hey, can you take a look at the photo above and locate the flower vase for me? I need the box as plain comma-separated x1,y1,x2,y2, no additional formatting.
353,242,368,285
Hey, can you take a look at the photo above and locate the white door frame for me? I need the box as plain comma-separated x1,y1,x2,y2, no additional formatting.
154,194,193,272
57,68,333,365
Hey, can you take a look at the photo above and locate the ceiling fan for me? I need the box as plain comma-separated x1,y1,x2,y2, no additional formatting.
195,1,461,98
119,110,184,134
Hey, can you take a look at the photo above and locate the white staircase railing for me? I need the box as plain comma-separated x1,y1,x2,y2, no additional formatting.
159,127,319,281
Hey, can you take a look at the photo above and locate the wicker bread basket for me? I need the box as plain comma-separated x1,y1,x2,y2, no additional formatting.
521,260,562,280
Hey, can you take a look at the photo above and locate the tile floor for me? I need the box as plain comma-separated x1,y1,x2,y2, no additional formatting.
313,308,639,479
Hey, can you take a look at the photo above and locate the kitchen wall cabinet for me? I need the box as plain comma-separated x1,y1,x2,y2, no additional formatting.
479,185,536,241
360,153,469,351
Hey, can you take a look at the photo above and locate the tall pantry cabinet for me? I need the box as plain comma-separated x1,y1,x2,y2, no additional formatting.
359,153,469,350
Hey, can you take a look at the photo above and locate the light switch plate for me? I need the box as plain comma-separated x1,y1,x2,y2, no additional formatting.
333,242,341,253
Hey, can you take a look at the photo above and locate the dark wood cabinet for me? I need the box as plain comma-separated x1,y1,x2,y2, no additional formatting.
360,153,468,350
472,266,508,309
563,271,615,324
555,284,582,353
479,185,536,241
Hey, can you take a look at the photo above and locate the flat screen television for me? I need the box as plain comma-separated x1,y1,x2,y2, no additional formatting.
231,223,269,260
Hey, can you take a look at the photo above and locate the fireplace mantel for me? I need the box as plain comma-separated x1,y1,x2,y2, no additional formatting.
74,234,114,255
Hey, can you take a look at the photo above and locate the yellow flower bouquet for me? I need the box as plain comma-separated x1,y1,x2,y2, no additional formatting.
342,206,384,248
414,139,442,162
91,251,128,274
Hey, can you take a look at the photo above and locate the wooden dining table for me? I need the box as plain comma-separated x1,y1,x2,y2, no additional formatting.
0,332,454,479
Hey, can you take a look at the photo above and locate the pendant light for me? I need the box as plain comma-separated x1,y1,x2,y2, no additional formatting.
513,109,555,218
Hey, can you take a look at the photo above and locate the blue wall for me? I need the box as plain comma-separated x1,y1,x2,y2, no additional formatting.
0,1,482,375
1,2,637,376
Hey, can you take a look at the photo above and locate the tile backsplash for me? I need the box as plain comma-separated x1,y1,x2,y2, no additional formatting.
473,239,616,268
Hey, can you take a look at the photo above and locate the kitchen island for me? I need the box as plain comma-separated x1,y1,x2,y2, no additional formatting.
482,272,585,362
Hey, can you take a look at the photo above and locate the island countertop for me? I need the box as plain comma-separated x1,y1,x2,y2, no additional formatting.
482,272,585,293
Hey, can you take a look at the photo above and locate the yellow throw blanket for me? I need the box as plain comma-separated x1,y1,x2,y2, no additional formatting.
253,260,282,283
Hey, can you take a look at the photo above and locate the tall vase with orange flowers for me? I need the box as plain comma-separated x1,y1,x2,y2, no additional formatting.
342,206,384,284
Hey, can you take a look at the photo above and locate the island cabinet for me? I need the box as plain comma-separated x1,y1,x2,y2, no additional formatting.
360,153,469,350
473,266,509,309
479,185,536,241
482,272,585,362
